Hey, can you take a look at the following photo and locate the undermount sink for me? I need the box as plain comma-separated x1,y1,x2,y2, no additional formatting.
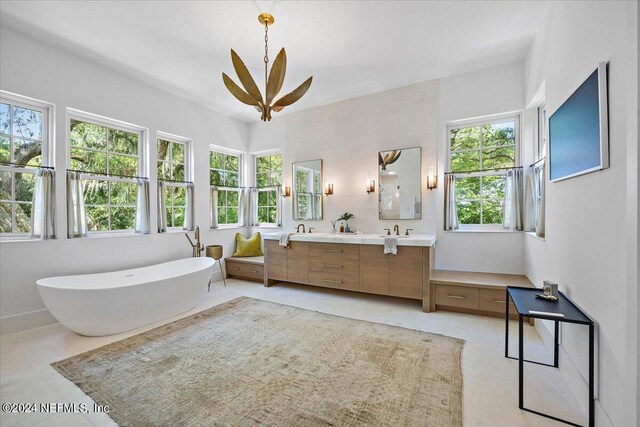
379,235,410,238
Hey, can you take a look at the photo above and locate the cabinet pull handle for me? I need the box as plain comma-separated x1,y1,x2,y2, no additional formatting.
324,264,343,268
493,300,506,304
323,249,344,253
248,269,259,273
447,295,466,299
323,279,343,284
230,267,240,270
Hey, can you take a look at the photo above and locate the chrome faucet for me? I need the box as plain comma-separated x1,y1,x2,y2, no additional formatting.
185,226,204,257
393,225,400,236
296,224,306,233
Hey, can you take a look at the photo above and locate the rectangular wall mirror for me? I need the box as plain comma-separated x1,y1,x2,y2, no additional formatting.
378,147,421,219
293,159,323,220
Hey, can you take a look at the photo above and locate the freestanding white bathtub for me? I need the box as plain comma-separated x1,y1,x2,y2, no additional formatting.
36,257,214,336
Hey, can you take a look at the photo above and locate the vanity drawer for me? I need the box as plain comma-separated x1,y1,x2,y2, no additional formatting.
309,243,359,260
478,288,515,313
309,257,359,276
309,271,359,291
226,260,264,282
435,284,479,309
239,263,264,281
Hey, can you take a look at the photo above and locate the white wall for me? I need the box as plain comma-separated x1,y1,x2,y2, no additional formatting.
248,63,528,274
280,81,440,235
523,2,638,426
435,62,526,274
0,27,250,334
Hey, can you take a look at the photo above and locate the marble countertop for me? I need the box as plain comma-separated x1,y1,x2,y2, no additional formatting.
262,232,436,247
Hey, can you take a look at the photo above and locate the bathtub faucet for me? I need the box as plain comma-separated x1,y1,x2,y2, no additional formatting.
185,226,205,257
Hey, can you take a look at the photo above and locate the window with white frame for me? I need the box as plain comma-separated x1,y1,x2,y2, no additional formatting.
533,104,546,236
0,93,52,236
448,115,519,226
536,104,547,162
158,135,191,229
255,153,282,224
210,149,241,226
68,113,145,232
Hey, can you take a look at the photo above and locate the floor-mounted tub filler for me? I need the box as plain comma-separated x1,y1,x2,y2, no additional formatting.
36,257,214,336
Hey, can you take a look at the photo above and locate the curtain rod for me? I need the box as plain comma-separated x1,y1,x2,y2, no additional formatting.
159,178,193,184
444,166,523,175
251,185,282,190
529,157,546,168
1,162,55,170
66,168,147,180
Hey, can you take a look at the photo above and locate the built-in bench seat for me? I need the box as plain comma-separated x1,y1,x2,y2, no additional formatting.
429,270,535,321
225,256,264,283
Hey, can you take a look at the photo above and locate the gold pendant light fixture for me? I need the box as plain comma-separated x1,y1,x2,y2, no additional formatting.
222,13,313,121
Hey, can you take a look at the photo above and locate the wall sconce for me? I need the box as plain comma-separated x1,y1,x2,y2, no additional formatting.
283,186,291,198
366,179,376,194
427,167,437,190
325,183,334,196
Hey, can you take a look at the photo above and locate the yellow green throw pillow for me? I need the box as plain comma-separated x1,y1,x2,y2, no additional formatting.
233,232,263,257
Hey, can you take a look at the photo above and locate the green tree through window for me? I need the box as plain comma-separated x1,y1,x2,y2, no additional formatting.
0,99,48,235
210,150,241,225
69,118,142,232
255,154,281,224
158,138,188,228
449,119,517,225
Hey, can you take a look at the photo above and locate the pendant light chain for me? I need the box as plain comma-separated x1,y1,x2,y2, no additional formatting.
264,22,269,96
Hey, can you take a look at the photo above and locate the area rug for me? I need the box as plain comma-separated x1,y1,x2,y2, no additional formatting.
52,297,464,426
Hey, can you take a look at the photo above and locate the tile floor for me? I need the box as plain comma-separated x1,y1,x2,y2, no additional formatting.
0,279,587,426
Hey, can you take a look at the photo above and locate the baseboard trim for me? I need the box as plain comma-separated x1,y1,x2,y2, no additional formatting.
0,309,57,335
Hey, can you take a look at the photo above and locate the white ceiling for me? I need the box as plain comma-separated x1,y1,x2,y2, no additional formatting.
0,1,548,123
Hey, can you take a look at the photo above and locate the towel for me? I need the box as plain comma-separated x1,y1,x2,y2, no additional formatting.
279,233,291,248
383,236,398,255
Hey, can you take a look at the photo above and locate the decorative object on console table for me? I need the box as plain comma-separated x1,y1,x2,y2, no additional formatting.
205,245,226,289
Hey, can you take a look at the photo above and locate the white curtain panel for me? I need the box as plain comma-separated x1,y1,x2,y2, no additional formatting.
276,185,283,227
443,174,459,231
248,187,259,226
503,168,524,231
134,178,150,234
31,169,56,239
210,186,218,229
183,183,195,231
536,164,546,238
157,180,167,233
66,171,87,238
237,188,247,227
523,166,536,232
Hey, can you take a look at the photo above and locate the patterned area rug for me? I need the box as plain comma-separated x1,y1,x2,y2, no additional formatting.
52,297,464,426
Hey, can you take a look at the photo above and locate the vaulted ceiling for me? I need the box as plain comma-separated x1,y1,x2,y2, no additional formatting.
0,1,548,122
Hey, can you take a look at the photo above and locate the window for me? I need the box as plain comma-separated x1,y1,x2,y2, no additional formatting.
255,153,282,224
210,149,242,226
68,112,145,232
158,135,191,229
294,166,321,220
536,104,547,161
448,115,519,226
0,93,52,236
533,104,546,237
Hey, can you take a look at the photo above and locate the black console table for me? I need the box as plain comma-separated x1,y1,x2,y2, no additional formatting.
505,286,595,427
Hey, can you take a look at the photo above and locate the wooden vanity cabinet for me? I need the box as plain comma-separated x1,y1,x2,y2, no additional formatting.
389,246,423,300
265,240,434,311
264,240,308,285
359,245,390,295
